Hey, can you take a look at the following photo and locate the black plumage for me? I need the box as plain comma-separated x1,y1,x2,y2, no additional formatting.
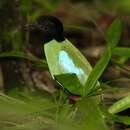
28,15,64,57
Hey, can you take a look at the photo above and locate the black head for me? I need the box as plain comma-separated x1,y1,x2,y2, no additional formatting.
30,15,65,44
28,15,65,57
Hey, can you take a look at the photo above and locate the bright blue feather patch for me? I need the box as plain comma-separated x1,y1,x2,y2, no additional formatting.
59,50,86,83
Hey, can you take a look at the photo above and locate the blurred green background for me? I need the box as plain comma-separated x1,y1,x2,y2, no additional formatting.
0,1,130,130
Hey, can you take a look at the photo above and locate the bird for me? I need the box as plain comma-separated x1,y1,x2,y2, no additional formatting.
30,15,92,102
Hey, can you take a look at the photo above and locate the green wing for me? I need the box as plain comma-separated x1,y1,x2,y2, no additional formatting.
54,73,83,95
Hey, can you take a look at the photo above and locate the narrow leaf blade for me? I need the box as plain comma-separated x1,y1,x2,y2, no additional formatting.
106,19,122,48
113,47,130,57
0,51,47,68
84,48,111,96
109,94,130,114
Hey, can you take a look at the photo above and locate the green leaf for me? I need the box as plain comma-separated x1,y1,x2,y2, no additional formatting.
2,120,50,130
54,73,83,95
0,92,109,130
0,51,48,69
84,48,111,96
112,115,130,125
106,19,122,49
83,19,122,96
0,92,55,130
56,97,109,130
113,47,130,57
108,94,130,114
76,97,109,130
44,39,92,95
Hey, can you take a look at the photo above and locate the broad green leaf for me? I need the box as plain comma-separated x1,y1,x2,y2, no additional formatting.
0,51,48,69
76,97,109,130
113,47,130,57
54,73,83,95
56,97,109,130
106,19,122,49
84,48,111,96
109,94,130,114
44,39,92,95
